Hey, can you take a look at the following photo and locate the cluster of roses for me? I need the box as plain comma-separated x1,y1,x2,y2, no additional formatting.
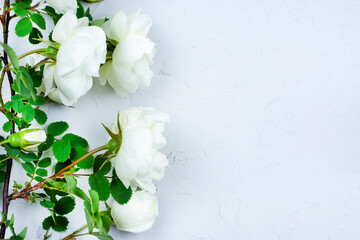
11,0,169,233
40,1,155,106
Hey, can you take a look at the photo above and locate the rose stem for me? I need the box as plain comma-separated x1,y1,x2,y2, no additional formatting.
0,0,14,238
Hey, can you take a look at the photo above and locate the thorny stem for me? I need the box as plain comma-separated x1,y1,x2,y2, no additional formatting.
53,145,108,178
17,48,48,61
32,57,52,69
0,67,6,108
57,173,112,178
0,0,14,238
11,145,108,200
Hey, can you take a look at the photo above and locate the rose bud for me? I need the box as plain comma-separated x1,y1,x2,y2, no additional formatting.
111,191,159,233
8,128,46,152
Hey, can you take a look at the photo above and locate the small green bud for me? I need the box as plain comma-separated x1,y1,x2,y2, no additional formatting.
102,114,122,153
8,128,46,151
9,133,22,148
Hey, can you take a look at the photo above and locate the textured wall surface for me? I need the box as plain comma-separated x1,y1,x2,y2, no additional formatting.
1,0,360,239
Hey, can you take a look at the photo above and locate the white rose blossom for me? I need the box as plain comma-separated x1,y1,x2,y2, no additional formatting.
41,0,78,13
39,12,106,106
111,191,158,233
110,107,169,194
99,10,156,96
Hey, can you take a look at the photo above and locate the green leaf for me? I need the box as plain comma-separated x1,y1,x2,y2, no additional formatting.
90,233,114,240
14,74,25,96
91,18,108,27
89,190,99,214
36,168,47,177
65,175,76,191
84,207,93,232
17,227,27,239
65,174,90,202
54,196,75,215
34,176,43,182
38,134,54,151
0,42,19,71
11,83,18,94
73,187,89,202
110,170,132,205
15,17,33,37
93,157,111,176
42,215,69,232
43,6,63,24
12,99,24,113
13,117,27,129
52,216,69,232
85,7,93,21
16,67,36,100
34,109,47,125
29,95,46,106
32,193,47,199
5,111,13,120
38,157,51,168
11,94,22,100
42,216,52,230
0,171,6,183
83,199,91,216
29,27,43,44
4,101,13,110
89,174,110,201
53,140,71,163
70,146,94,169
16,0,32,5
54,159,72,173
21,162,35,174
14,2,30,17
18,0,32,5
101,215,112,233
62,133,88,148
5,144,20,156
3,121,12,132
43,6,56,16
76,2,85,18
22,104,35,122
19,152,37,162
30,13,46,30
40,201,55,209
28,67,43,87
44,188,56,202
47,121,69,136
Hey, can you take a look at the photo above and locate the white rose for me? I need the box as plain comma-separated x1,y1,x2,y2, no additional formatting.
43,0,77,13
111,107,169,194
99,10,156,96
40,12,106,106
111,191,158,233
6,128,46,152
